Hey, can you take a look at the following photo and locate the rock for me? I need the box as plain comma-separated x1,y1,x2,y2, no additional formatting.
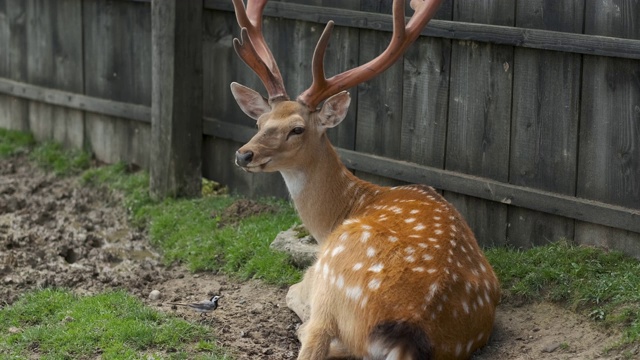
542,341,562,353
8,327,21,334
148,289,162,300
270,226,318,268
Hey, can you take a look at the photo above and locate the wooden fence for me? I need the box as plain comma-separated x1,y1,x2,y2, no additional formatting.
1,0,639,257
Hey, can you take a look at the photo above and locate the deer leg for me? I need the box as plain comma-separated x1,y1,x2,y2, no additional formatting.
287,266,316,321
297,320,332,360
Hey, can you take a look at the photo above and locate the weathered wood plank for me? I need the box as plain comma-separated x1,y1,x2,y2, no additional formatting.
150,0,203,198
0,78,151,122
354,1,405,187
445,1,514,247
400,35,450,169
507,0,584,248
577,0,640,250
205,0,640,60
202,118,640,234
0,0,28,131
25,0,84,149
83,0,152,168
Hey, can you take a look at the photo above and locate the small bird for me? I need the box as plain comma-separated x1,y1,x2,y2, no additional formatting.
167,295,222,317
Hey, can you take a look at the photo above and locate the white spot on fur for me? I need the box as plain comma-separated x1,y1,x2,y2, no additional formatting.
462,301,470,314
388,235,398,242
322,264,329,279
414,224,426,231
405,218,416,223
362,224,372,230
405,247,415,254
418,243,428,248
428,237,438,242
366,247,376,257
353,263,363,271
338,232,349,242
360,296,368,308
423,254,433,261
404,255,416,262
410,209,420,214
368,263,384,273
433,216,441,220
336,275,344,289
368,279,381,290
427,268,437,274
413,267,425,272
434,229,444,235
345,286,362,300
360,231,371,242
331,245,345,257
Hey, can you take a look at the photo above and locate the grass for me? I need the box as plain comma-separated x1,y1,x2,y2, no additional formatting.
0,289,229,359
2,128,640,353
0,128,34,157
486,241,640,346
81,163,302,286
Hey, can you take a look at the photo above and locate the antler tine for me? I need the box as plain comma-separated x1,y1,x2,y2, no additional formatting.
297,0,443,110
232,0,289,102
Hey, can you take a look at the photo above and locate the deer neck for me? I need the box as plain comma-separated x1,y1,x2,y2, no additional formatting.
280,136,378,244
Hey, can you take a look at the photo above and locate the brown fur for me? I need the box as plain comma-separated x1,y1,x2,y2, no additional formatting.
232,91,500,360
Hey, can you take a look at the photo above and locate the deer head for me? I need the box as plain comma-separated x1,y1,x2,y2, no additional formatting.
231,0,443,174
229,1,500,359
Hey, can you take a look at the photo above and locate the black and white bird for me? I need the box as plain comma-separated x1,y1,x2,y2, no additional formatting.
167,295,222,317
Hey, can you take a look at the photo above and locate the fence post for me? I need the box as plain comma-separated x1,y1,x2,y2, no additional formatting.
150,0,203,199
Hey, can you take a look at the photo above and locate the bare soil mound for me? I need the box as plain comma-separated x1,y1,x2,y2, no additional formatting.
0,155,631,359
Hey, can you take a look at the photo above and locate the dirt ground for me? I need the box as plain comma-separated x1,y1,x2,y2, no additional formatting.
0,154,635,359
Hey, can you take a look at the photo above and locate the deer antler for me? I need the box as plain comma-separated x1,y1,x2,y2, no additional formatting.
232,0,289,103
297,0,443,110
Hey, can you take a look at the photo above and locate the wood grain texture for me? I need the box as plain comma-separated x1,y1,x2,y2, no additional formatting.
150,0,203,198
0,0,28,131
445,0,515,247
507,0,584,248
83,0,152,168
205,0,640,60
25,0,84,149
577,0,640,249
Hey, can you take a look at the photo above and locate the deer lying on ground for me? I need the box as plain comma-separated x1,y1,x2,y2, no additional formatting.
229,0,500,358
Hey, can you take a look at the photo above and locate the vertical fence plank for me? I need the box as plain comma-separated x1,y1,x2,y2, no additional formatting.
444,0,515,247
355,0,405,186
576,0,640,257
83,0,152,168
0,0,28,131
26,0,84,149
150,0,203,198
507,0,584,248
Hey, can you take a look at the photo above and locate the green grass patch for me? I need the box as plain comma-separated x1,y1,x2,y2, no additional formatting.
0,128,35,157
30,141,92,175
0,288,229,359
82,163,302,286
486,241,640,345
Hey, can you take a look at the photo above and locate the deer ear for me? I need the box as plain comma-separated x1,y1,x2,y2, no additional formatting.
317,91,351,129
230,82,271,120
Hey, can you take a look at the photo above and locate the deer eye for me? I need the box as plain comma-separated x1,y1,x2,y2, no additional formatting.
290,127,305,135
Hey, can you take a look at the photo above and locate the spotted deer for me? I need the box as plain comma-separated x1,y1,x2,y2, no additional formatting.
229,0,500,358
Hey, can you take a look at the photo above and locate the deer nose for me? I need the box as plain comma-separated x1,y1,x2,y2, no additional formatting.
235,150,254,167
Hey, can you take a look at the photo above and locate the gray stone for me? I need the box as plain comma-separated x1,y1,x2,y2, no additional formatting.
270,226,318,268
148,289,162,300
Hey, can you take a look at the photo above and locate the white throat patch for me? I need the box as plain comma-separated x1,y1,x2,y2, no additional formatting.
281,171,306,198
